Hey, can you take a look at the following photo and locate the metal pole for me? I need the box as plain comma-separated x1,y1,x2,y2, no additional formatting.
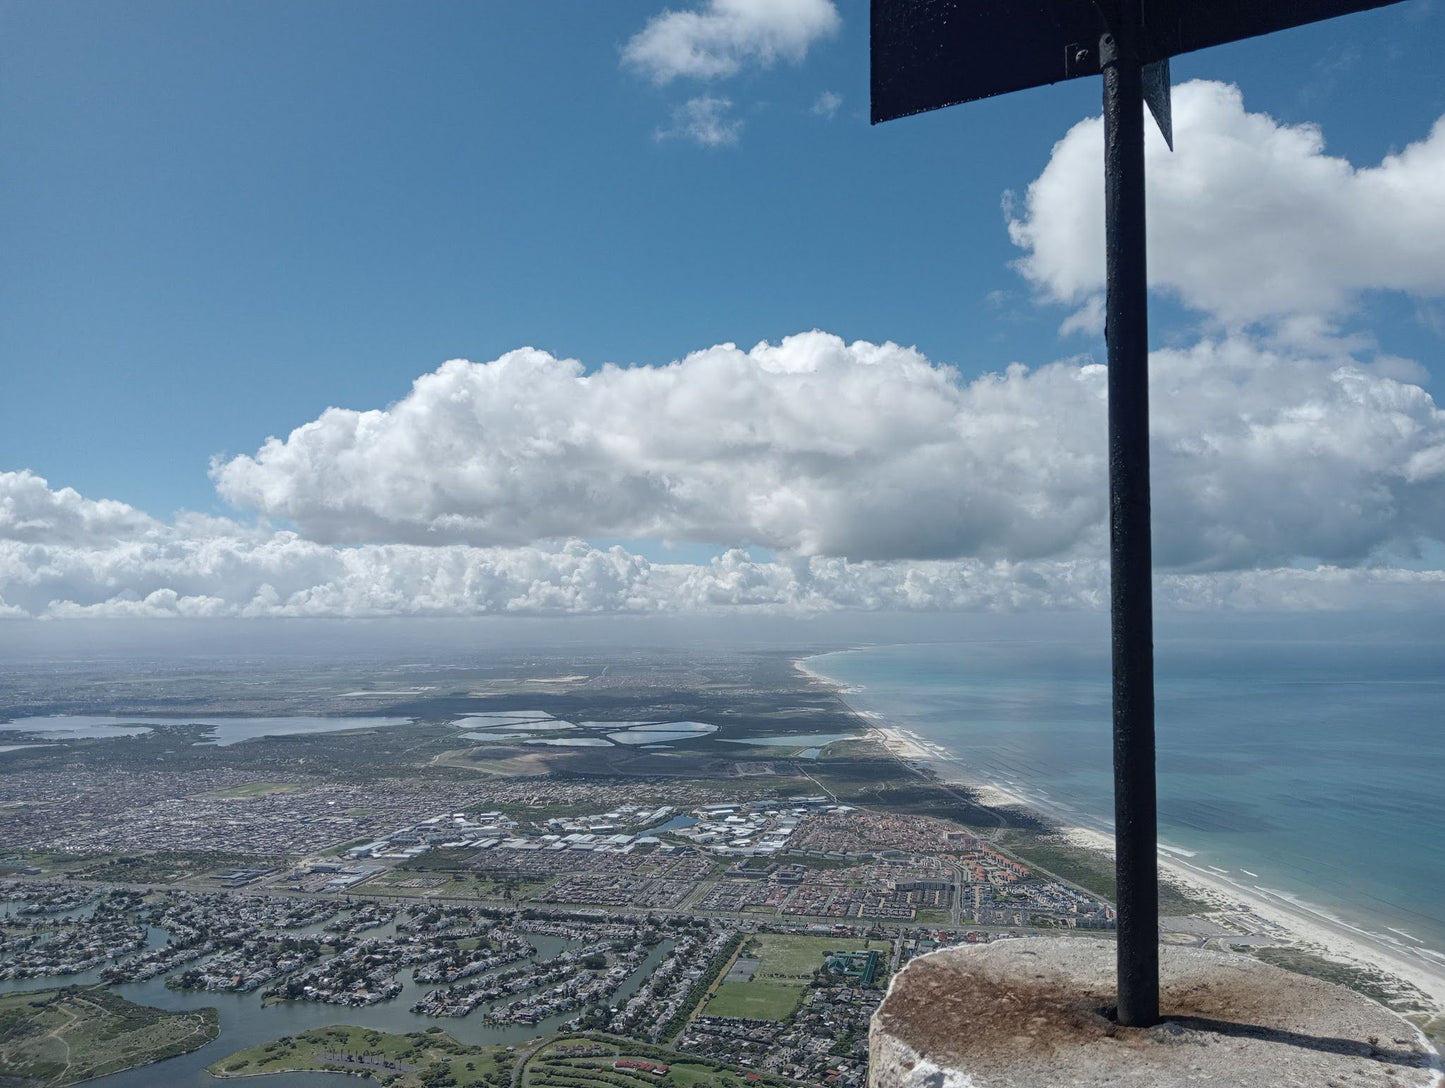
1101,14,1160,1028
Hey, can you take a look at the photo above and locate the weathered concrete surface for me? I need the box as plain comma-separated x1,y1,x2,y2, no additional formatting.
870,938,1442,1087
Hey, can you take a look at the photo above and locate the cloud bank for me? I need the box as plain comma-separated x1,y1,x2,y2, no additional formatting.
1009,80,1445,327
212,332,1445,570
8,84,1445,620
5,470,1444,619
624,0,840,83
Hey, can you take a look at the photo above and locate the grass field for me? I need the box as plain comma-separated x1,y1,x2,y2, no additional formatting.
362,868,544,900
702,981,803,1019
0,987,218,1087
749,934,881,982
700,933,888,1022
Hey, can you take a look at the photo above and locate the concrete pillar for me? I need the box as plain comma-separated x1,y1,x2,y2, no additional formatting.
869,937,1441,1087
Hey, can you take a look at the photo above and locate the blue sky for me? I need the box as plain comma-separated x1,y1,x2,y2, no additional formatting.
4,0,1441,515
2,0,1444,618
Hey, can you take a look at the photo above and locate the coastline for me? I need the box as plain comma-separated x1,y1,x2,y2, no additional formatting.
802,649,1445,1026
793,653,863,692
1056,815,1445,1016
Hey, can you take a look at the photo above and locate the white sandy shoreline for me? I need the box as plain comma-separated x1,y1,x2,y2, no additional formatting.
800,651,1445,1025
794,654,865,694
868,721,1445,1020
1057,820,1445,1010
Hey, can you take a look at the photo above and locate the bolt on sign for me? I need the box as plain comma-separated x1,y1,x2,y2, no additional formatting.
871,0,1405,135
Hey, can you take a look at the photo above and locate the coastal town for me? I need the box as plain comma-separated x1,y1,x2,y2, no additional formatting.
3,647,1439,1088
2,780,1123,1087
8,0,1445,1081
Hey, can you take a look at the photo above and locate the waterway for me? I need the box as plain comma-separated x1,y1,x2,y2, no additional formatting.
719,732,856,752
2,911,675,1087
0,715,415,746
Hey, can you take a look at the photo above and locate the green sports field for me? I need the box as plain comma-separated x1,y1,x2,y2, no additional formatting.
701,933,888,1021
748,934,879,982
703,980,805,1020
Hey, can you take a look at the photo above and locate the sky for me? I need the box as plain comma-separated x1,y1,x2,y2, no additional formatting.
2,0,1444,620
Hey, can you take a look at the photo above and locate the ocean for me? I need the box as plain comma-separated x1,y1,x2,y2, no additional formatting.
808,633,1445,967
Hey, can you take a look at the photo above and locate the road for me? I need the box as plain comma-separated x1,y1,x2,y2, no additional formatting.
4,874,1066,950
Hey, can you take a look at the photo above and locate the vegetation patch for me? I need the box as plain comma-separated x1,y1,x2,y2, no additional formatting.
526,1034,796,1088
0,986,218,1087
806,768,1038,831
995,830,1117,900
365,866,542,900
58,850,285,885
817,738,891,760
209,1024,508,1086
997,830,1209,914
0,852,112,877
1249,946,1432,1014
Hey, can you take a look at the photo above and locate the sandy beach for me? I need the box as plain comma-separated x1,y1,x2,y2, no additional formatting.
869,723,1445,1024
1067,822,1445,1015
794,654,862,691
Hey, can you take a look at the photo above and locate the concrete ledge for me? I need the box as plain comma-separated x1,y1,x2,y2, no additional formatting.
869,937,1442,1087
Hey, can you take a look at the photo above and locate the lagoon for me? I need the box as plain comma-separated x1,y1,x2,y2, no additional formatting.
0,715,414,746
720,732,855,749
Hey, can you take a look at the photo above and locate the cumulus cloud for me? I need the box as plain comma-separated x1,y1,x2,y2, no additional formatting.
0,470,161,546
657,96,743,147
623,0,840,84
1008,81,1445,327
4,472,1443,619
212,331,1445,570
13,88,1445,621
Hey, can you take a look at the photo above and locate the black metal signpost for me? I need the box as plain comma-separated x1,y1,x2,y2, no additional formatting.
872,0,1405,1029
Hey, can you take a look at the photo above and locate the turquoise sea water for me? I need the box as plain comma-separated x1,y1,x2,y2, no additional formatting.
809,637,1445,967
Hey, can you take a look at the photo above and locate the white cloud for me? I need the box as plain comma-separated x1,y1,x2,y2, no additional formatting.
657,96,743,147
211,331,1445,570
4,472,1443,619
1155,565,1445,613
623,0,840,84
0,470,160,545
1058,295,1104,337
1008,81,1445,327
812,90,841,119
